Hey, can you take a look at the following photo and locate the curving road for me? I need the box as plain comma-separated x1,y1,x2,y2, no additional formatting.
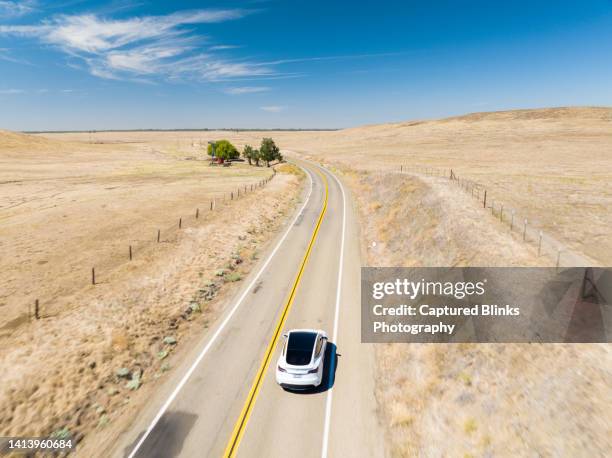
115,160,385,458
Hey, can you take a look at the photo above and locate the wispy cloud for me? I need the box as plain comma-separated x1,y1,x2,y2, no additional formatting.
30,10,249,54
210,44,241,51
0,8,403,88
0,88,79,94
171,57,273,81
224,86,270,95
0,47,31,64
260,105,286,112
259,51,406,66
0,9,270,82
0,0,35,18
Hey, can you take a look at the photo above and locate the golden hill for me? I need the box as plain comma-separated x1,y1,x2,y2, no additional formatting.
0,129,62,150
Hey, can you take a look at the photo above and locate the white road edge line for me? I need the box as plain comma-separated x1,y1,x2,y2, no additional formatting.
127,167,314,458
321,165,347,458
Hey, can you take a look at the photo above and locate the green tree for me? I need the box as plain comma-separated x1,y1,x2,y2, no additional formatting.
207,140,239,162
252,149,261,166
259,138,281,167
243,144,254,165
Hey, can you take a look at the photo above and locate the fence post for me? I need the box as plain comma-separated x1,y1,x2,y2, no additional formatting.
129,245,132,261
92,267,96,285
196,208,199,219
231,192,233,200
157,229,160,243
499,204,504,222
35,299,39,320
523,219,527,241
483,190,487,208
179,217,182,229
538,231,543,256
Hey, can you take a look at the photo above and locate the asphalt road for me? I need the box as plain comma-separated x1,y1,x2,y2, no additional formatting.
116,160,385,458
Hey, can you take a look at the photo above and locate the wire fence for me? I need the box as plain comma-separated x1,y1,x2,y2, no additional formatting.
26,169,277,322
388,164,593,269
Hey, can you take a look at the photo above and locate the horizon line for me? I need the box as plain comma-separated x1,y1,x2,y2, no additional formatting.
22,128,344,134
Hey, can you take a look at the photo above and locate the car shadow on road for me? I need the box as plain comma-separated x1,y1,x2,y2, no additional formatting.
283,342,339,395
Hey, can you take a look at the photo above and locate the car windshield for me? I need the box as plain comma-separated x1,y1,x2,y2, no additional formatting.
286,332,316,366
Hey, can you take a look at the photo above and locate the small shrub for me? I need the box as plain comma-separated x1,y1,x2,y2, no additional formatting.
225,272,242,282
464,418,477,434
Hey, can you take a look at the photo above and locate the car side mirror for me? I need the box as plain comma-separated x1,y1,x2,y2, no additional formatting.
322,336,328,340
283,333,288,338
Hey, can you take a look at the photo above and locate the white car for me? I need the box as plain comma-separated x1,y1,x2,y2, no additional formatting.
276,329,328,390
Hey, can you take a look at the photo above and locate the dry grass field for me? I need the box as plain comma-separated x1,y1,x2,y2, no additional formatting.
347,170,610,457
282,106,612,267
52,107,612,265
1,131,277,331
2,106,610,456
0,130,305,448
92,107,607,457
281,107,610,457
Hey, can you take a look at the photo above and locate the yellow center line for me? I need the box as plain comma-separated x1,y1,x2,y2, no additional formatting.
223,167,329,458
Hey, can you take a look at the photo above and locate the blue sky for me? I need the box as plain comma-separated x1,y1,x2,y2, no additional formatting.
0,0,611,130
